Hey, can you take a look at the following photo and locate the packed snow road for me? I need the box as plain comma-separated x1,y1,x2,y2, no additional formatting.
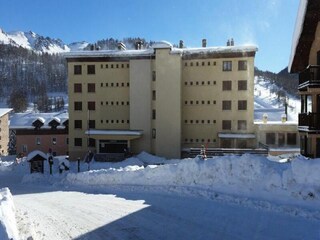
6,185,320,240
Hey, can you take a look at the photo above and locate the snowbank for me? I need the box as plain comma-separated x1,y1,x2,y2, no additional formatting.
65,154,320,204
0,188,19,240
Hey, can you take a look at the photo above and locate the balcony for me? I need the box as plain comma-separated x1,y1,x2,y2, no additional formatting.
299,65,320,90
298,112,320,131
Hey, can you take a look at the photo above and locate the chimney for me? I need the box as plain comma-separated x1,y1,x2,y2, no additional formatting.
202,39,207,48
179,40,184,48
226,39,230,46
117,42,126,51
135,41,143,50
230,38,234,46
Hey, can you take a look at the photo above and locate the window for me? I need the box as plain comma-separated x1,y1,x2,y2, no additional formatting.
74,102,82,111
287,133,297,145
237,140,247,148
88,138,96,147
88,101,95,110
278,133,285,146
152,90,156,100
152,129,156,139
221,139,232,148
238,60,247,71
222,100,232,110
152,71,156,81
223,61,232,71
89,120,95,129
237,120,247,130
74,138,82,147
36,137,41,145
266,133,276,145
238,80,247,90
87,65,95,74
52,137,57,145
87,83,95,92
222,120,232,130
238,100,247,110
223,81,232,91
74,120,82,129
74,65,82,75
22,145,27,153
74,83,82,93
152,109,156,120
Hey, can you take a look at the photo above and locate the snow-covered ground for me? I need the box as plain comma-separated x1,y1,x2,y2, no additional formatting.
0,152,320,239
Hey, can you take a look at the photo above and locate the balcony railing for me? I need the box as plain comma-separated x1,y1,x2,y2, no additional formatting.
298,112,320,130
299,65,320,89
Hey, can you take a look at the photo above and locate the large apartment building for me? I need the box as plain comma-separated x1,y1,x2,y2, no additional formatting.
66,40,258,160
289,0,320,158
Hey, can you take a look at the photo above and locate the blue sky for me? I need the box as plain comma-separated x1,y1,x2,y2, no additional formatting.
1,0,299,72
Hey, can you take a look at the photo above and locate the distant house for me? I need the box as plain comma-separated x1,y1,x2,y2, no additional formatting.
0,108,13,155
289,0,320,158
9,111,68,156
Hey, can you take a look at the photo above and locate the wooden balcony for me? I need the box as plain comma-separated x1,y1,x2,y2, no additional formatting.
298,112,320,131
299,65,320,90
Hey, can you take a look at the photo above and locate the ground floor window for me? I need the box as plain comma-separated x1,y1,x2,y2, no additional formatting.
266,133,276,145
220,139,233,148
287,133,297,145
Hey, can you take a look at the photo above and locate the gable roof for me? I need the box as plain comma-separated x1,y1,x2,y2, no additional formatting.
289,0,320,73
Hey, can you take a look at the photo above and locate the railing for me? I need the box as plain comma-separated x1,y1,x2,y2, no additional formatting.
298,112,320,130
299,65,320,89
187,147,268,158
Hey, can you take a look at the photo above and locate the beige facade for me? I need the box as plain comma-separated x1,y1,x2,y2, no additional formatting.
66,41,258,160
0,109,12,155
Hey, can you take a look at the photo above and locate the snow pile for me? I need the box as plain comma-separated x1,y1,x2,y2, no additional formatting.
0,160,14,172
64,154,320,205
0,188,19,240
135,151,166,165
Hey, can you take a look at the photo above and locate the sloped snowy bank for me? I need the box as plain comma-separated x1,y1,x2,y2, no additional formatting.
64,154,320,206
0,188,19,240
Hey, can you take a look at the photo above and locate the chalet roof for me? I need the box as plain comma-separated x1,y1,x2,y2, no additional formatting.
289,0,320,73
0,108,12,118
9,111,68,129
27,150,47,161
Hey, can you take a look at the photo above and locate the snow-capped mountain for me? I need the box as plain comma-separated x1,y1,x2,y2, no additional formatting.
68,41,89,52
0,28,88,54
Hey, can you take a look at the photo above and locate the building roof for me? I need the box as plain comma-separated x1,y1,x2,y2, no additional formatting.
289,0,320,73
9,111,68,129
0,108,12,118
64,42,258,60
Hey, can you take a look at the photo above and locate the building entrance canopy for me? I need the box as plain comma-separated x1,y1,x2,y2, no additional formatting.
85,129,143,140
218,133,256,139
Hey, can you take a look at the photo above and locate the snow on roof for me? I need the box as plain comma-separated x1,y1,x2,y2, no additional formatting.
0,108,12,118
64,48,154,58
51,117,61,123
173,45,258,55
34,117,45,124
27,150,47,161
288,0,308,72
10,111,68,129
65,41,257,59
151,41,173,49
218,133,256,139
85,130,143,136
254,121,298,126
